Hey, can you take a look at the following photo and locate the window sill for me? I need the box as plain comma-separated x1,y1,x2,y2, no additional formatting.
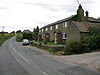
62,38,66,40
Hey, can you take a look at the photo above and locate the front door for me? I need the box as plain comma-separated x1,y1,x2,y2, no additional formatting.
55,33,63,44
54,33,57,44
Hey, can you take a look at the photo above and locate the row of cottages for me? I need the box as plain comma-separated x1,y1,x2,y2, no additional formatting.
38,4,100,44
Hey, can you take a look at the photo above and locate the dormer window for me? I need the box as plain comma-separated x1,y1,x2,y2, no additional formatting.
56,25,58,29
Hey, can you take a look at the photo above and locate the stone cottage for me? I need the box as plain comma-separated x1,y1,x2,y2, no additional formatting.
38,4,100,44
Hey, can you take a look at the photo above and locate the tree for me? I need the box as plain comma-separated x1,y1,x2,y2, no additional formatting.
23,32,33,40
33,26,39,41
16,30,22,33
11,31,15,34
97,17,100,20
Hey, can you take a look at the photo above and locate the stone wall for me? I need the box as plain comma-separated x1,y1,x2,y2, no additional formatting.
31,42,64,51
66,22,81,42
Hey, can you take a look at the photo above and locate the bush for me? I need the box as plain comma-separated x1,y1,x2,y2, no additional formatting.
64,40,82,55
0,34,14,46
83,33,100,50
16,33,23,42
44,41,47,45
48,48,57,54
23,32,33,40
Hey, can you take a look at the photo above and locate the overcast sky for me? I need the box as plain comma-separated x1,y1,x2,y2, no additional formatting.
0,0,100,32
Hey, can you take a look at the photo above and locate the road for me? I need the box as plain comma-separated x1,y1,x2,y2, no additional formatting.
0,37,100,75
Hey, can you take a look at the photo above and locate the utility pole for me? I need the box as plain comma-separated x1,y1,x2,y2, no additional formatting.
2,26,5,32
1,26,5,36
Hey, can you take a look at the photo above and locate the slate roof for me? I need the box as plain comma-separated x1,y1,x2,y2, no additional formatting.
72,21,90,32
40,15,75,29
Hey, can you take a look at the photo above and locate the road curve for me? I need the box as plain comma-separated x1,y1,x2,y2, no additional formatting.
0,38,30,75
0,36,100,75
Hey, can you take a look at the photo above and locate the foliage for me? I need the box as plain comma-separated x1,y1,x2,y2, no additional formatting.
23,32,33,40
16,30,22,33
48,48,57,54
11,31,15,34
64,40,82,55
33,26,39,41
97,17,100,20
16,33,23,42
30,42,58,54
71,15,78,21
83,32,100,50
0,34,14,46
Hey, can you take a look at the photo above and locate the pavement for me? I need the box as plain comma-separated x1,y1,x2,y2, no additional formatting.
0,36,100,75
55,51,100,72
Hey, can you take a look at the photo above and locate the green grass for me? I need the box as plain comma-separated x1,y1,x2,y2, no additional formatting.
32,40,64,46
30,43,58,54
0,34,14,46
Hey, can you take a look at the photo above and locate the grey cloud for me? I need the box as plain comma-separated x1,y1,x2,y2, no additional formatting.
22,2,70,12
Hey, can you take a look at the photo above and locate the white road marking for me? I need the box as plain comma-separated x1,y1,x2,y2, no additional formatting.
11,44,49,75
11,45,31,64
40,71,48,75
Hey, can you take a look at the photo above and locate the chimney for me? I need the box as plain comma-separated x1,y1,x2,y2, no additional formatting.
85,11,89,17
77,4,84,22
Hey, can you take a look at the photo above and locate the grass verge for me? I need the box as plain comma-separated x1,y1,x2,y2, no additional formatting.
0,34,14,46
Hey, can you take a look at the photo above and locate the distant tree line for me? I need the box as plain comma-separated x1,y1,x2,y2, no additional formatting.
16,26,39,41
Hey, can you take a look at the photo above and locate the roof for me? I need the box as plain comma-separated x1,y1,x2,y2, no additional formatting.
40,15,75,29
23,30,31,33
84,17,100,23
72,21,90,32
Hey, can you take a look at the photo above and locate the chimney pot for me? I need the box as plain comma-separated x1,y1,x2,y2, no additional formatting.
86,11,89,17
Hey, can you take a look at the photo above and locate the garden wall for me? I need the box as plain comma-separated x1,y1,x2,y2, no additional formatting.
31,41,64,51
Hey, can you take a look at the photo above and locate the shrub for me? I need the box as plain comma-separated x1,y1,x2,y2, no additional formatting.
23,32,33,40
83,33,100,50
44,41,47,45
64,40,82,55
16,33,23,42
48,48,57,54
0,34,14,46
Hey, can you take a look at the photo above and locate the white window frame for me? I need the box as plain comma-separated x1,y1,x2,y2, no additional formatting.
50,26,52,30
42,29,44,32
62,33,67,39
46,28,48,31
56,25,58,29
64,22,67,27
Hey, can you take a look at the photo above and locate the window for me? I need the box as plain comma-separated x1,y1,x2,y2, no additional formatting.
64,22,67,27
42,33,45,37
56,25,58,29
42,29,44,32
50,26,52,30
46,28,48,31
62,33,67,39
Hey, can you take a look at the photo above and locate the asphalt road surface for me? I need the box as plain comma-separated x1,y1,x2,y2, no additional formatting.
0,37,100,75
